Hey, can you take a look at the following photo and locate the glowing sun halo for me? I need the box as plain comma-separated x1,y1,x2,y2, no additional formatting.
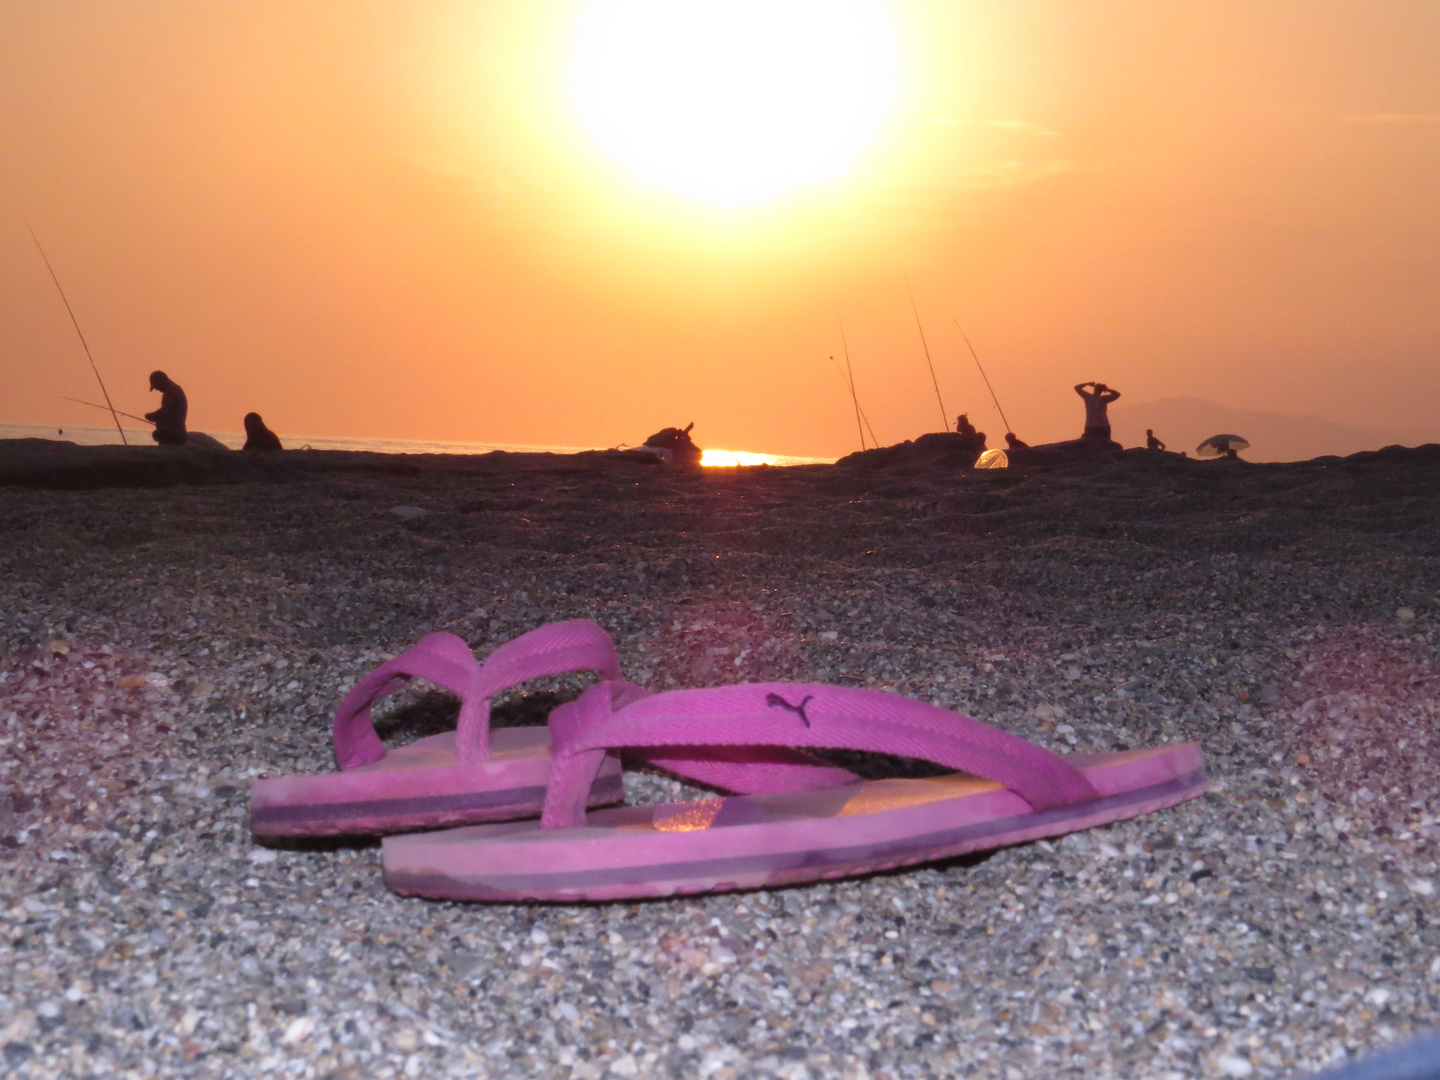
567,1,902,207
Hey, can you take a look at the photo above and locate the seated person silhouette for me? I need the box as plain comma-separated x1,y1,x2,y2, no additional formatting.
145,370,187,446
1074,382,1120,441
642,421,702,465
953,412,987,461
1146,428,1166,451
1004,432,1029,449
243,412,283,451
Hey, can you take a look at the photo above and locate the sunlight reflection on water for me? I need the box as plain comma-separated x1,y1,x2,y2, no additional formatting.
700,448,833,467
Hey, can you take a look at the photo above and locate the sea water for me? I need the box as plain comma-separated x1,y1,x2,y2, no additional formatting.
0,424,832,467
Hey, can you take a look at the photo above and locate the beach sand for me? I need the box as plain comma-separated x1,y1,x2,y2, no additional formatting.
2,439,1439,1078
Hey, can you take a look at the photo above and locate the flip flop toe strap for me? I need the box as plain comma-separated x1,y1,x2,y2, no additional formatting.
541,685,863,827
637,745,859,797
333,632,484,770
542,682,1099,828
457,619,623,765
333,619,625,770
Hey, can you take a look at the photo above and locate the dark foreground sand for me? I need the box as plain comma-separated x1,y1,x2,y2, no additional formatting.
2,439,1439,1079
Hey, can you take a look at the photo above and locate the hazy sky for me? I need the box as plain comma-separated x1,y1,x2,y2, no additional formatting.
3,1,1438,458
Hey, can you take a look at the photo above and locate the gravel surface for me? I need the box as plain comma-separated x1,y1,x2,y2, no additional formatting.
2,444,1438,1078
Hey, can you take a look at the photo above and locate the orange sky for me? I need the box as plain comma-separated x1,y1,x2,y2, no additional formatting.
2,1,1438,458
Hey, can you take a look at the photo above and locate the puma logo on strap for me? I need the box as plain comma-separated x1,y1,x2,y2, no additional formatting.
765,692,815,727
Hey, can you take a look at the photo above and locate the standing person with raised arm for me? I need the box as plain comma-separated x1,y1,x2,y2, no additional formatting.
1074,381,1120,442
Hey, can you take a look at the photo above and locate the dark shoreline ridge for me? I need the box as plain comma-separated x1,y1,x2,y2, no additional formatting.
3,434,1439,490
0,437,678,490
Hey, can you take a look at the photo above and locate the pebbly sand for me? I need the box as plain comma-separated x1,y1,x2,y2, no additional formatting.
2,438,1439,1079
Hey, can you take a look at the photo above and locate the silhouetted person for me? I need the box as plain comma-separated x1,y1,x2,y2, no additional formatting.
145,370,187,445
952,412,987,462
243,412,283,451
1074,382,1120,441
1146,428,1166,451
643,421,702,465
1004,432,1028,449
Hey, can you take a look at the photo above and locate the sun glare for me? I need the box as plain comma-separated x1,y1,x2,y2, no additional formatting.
701,449,781,467
567,1,902,207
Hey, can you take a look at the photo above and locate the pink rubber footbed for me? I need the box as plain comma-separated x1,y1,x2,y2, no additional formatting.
382,682,1208,901
251,620,630,836
252,624,861,837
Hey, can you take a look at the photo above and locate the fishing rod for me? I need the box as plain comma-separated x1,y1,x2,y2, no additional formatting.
61,396,151,426
27,224,128,446
904,276,948,431
830,355,865,450
835,322,864,449
829,354,879,452
954,321,1012,437
837,322,879,449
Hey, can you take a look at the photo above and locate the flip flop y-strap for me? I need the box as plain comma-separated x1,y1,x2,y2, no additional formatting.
333,620,624,770
546,683,860,812
333,632,482,770
456,619,623,765
636,744,860,797
455,622,850,785
542,682,1098,828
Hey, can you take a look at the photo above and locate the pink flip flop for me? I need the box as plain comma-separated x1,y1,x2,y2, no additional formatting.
250,620,637,837
382,682,1208,902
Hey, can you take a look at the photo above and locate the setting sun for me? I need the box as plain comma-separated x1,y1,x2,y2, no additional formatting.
566,0,903,207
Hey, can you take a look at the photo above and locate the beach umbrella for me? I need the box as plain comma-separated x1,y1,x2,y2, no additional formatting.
974,448,1008,469
1195,434,1249,458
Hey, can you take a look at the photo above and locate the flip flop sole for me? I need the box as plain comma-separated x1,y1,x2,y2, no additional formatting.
383,743,1206,901
250,727,623,837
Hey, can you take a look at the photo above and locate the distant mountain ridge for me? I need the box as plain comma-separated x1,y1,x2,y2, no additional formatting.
1109,397,1415,463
